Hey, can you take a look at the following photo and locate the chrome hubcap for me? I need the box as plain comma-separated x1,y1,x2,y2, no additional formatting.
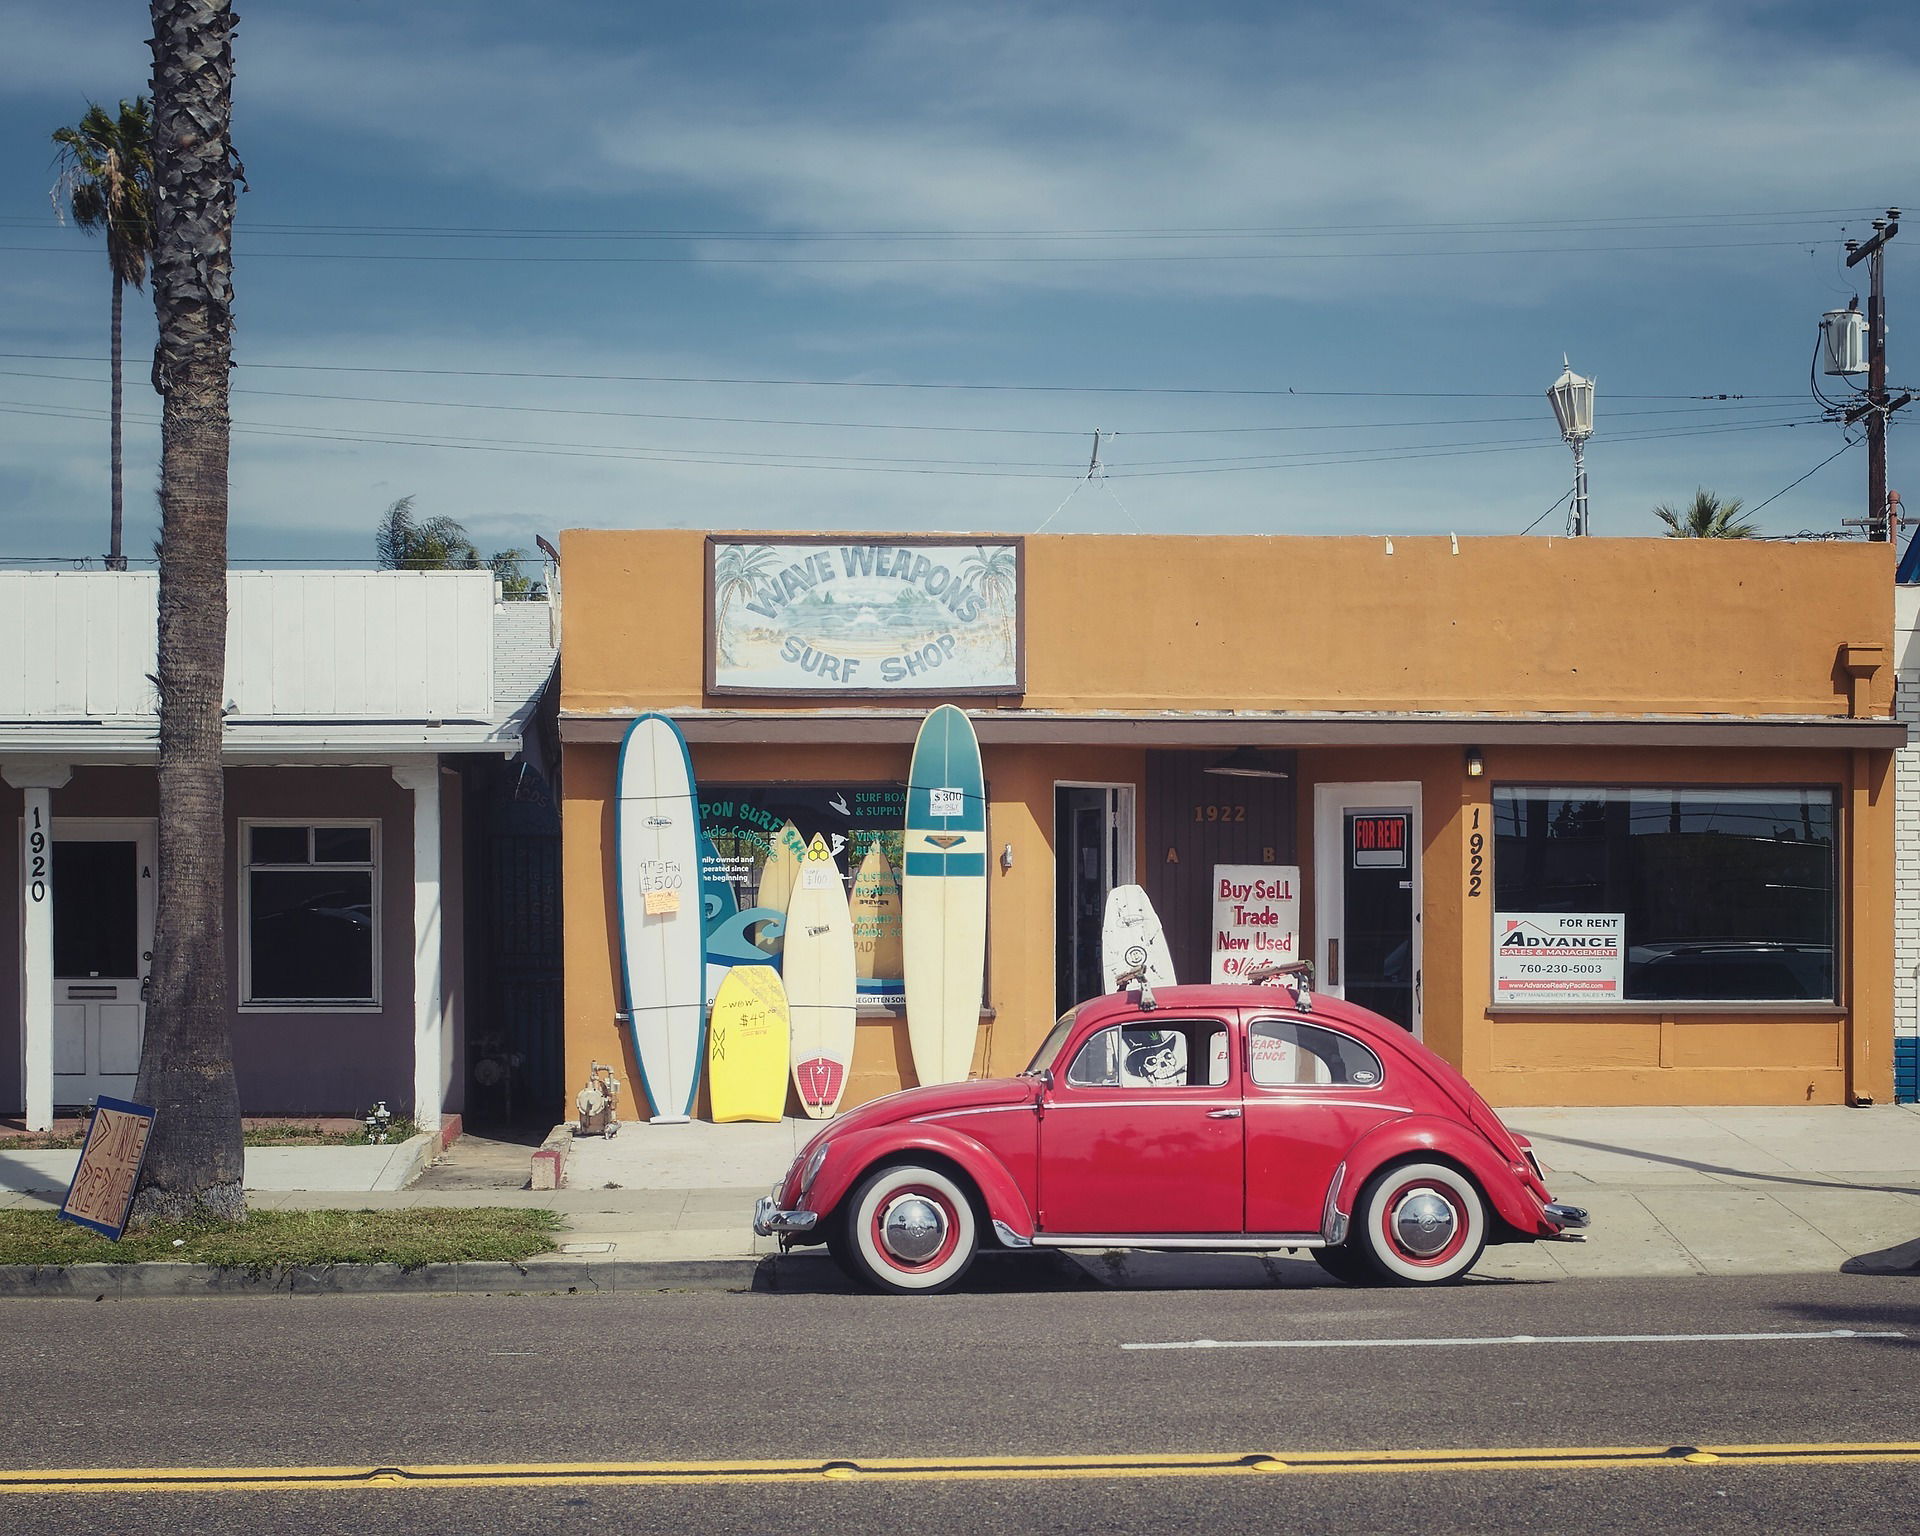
1392,1190,1457,1258
879,1194,947,1263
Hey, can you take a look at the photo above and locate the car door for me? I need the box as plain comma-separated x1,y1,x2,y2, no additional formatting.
1036,1014,1242,1235
1241,1012,1402,1235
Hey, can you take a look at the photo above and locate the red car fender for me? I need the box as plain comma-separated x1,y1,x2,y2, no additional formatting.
805,1123,1037,1241
1335,1116,1546,1237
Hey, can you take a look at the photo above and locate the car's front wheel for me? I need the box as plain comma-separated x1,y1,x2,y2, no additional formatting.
836,1162,979,1294
1349,1161,1488,1285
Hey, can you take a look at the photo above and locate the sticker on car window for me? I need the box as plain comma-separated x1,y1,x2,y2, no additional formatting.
1352,1068,1378,1085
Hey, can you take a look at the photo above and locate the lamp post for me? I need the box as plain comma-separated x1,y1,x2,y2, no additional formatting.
1548,357,1596,537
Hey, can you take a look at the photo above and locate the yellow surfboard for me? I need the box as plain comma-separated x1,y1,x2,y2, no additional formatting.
707,964,791,1123
753,820,807,954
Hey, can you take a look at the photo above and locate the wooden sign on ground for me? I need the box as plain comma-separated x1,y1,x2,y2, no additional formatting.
59,1097,158,1239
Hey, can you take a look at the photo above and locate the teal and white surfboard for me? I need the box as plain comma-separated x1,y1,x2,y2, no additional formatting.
902,705,988,1085
615,713,706,1123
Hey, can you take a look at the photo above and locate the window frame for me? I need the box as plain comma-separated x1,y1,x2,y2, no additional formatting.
1062,1018,1233,1091
1243,1015,1386,1091
1486,782,1843,1013
238,818,383,1012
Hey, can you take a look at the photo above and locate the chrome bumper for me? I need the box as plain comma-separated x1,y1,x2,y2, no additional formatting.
753,1194,819,1237
1543,1201,1590,1238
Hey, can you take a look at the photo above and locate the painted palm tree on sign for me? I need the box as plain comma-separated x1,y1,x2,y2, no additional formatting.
713,543,779,663
960,545,1019,668
132,0,245,1229
51,97,155,571
1654,490,1757,539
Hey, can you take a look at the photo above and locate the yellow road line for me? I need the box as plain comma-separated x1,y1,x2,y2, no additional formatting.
6,1442,1920,1495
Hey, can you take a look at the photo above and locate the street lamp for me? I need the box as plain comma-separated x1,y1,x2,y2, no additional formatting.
1548,356,1596,536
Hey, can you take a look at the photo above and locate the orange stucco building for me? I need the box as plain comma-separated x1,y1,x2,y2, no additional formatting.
559,530,1901,1115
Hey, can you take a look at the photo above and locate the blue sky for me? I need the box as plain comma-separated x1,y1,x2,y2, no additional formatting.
2,0,1916,566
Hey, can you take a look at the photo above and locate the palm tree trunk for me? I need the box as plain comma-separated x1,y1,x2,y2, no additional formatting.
131,0,244,1227
108,272,126,570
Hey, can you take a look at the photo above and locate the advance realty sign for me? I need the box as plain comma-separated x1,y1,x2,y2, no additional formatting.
709,536,1023,695
1494,912,1625,1005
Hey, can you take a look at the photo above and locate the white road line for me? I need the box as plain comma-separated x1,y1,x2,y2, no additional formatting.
1122,1328,1905,1352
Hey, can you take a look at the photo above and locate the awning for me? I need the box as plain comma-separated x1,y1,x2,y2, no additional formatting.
560,709,1907,750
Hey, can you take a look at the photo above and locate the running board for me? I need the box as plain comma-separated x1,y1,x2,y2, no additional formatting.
1028,1234,1326,1252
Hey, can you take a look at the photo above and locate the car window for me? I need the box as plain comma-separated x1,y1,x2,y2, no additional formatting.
1248,1019,1383,1088
1066,1021,1231,1088
1024,1006,1082,1075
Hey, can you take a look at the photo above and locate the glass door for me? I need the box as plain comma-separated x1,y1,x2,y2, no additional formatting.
1054,785,1133,1014
1313,784,1421,1036
52,820,156,1106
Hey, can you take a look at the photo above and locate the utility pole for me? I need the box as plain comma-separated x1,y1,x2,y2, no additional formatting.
1844,209,1906,539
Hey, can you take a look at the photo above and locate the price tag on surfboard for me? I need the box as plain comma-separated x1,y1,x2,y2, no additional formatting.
929,787,965,816
802,864,838,890
644,888,680,915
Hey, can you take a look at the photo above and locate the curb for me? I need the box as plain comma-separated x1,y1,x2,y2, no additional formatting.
0,1249,1092,1300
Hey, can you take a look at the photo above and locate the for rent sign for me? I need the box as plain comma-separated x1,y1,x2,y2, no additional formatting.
1211,865,1301,982
1494,913,1625,1004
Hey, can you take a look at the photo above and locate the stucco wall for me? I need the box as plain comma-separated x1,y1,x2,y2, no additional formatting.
3,765,456,1118
557,531,1897,1114
560,531,1895,718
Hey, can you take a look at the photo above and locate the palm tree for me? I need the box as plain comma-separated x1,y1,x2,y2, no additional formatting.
712,542,778,663
51,97,155,571
1654,490,1757,539
131,0,245,1228
960,544,1019,667
375,496,538,595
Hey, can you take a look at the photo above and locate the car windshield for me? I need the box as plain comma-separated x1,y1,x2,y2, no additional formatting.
1022,1006,1082,1075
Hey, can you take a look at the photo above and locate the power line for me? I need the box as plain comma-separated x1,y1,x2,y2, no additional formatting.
0,352,1798,400
0,367,1808,438
1745,437,1864,517
0,237,1856,265
1,203,1894,241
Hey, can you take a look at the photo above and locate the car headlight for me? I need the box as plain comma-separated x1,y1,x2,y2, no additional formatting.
799,1142,829,1195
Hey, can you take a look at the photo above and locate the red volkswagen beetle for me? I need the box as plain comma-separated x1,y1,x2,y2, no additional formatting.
755,976,1587,1293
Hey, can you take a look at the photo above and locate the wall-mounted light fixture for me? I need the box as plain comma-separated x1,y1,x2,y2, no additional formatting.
1465,747,1485,779
1204,747,1289,779
1000,842,1015,872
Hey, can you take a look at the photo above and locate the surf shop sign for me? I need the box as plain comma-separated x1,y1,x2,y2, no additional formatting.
708,535,1024,695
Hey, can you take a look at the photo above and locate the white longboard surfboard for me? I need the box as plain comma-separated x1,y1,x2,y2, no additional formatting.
615,713,705,1123
753,819,807,955
783,834,859,1118
1101,883,1177,993
903,705,988,1086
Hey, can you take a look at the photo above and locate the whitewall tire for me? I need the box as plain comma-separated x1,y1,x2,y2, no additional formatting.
839,1163,979,1294
1353,1161,1487,1285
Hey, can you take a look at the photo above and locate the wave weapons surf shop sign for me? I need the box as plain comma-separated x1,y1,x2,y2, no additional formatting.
708,536,1024,695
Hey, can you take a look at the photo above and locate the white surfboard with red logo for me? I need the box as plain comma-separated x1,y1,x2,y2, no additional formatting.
782,834,858,1117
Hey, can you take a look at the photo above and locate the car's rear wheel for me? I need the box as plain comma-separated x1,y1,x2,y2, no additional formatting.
1350,1161,1488,1285
837,1162,979,1294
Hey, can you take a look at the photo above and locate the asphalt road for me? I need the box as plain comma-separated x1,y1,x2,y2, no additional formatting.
4,1270,1917,1533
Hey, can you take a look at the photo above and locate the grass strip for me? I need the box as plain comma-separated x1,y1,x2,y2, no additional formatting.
0,1208,561,1272
5,1119,423,1151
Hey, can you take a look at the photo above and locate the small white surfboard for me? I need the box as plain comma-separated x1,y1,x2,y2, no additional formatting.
1101,883,1177,993
783,834,859,1118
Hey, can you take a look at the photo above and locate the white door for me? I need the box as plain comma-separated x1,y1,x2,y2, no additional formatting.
1313,784,1422,1038
52,820,156,1107
1054,784,1135,1014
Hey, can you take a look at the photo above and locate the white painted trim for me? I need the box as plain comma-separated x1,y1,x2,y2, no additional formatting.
1313,782,1424,1040
19,789,52,1129
45,818,157,1110
236,819,382,1009
392,760,444,1130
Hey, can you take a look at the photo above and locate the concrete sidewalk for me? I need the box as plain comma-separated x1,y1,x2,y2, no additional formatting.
4,1105,1918,1293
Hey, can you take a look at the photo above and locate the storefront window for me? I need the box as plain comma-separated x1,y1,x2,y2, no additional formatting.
243,822,378,1006
1492,788,1836,1003
699,784,907,1007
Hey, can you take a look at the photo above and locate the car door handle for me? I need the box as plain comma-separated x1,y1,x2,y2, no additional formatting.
1206,1108,1242,1119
